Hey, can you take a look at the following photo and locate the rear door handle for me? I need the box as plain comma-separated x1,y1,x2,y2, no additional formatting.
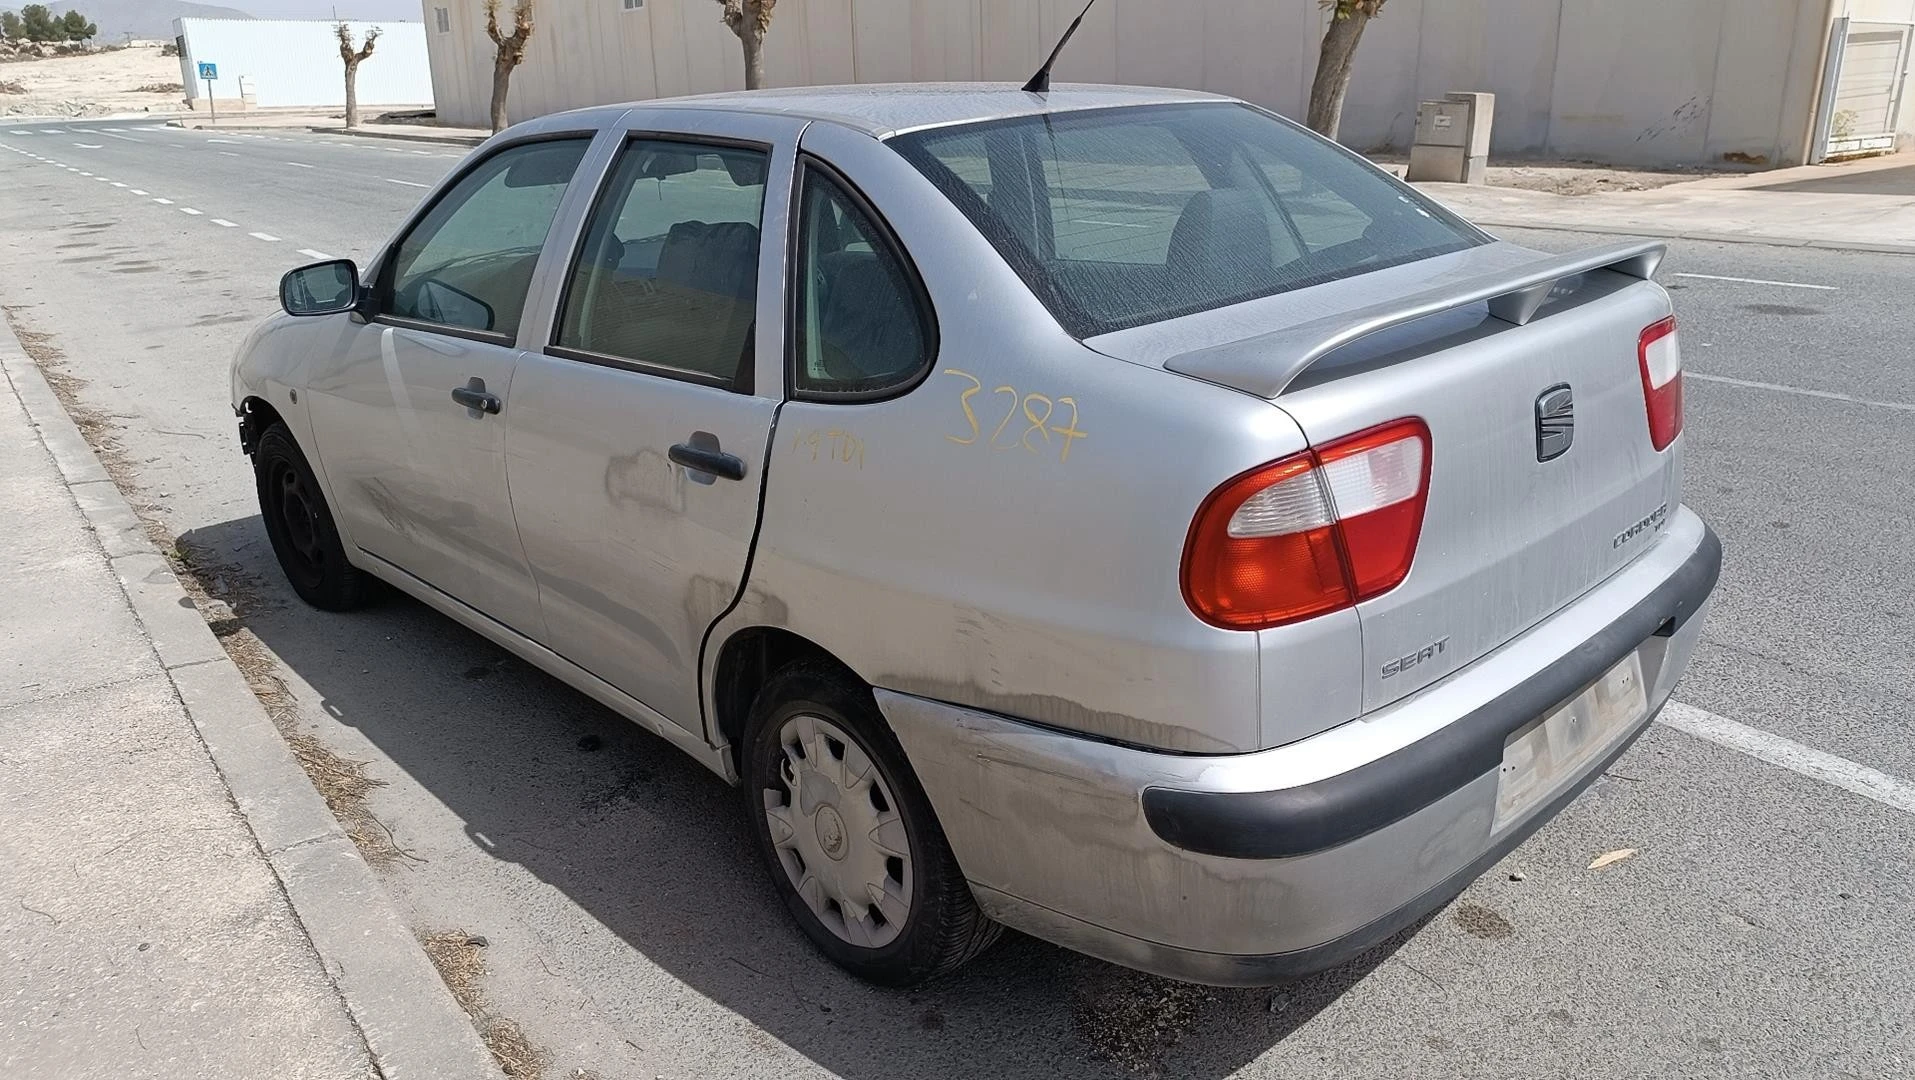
669,442,746,481
450,377,501,415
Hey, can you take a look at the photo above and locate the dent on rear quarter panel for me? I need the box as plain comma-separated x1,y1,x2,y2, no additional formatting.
719,121,1313,755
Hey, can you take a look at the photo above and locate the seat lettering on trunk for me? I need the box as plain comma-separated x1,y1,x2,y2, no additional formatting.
1381,636,1450,679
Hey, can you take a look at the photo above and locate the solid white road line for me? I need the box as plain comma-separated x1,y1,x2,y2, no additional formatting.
297,248,335,260
384,178,429,188
1660,702,1915,816
249,232,280,242
1686,372,1915,414
210,218,238,227
179,207,203,215
1671,271,1837,291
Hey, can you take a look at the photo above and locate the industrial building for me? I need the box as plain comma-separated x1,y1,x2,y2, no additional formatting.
419,0,1911,168
174,18,435,113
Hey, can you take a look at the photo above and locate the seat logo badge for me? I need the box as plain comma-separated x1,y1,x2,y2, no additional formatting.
1535,384,1574,462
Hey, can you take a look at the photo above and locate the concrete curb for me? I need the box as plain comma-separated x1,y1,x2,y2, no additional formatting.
0,327,499,1080
317,125,487,148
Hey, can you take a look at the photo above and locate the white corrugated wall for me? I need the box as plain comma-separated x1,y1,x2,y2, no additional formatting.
177,18,435,109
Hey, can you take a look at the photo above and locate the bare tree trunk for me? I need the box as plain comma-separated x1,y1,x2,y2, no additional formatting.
1306,11,1371,140
490,55,512,133
343,58,360,128
742,26,764,90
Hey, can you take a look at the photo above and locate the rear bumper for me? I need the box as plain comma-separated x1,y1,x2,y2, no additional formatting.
877,507,1719,986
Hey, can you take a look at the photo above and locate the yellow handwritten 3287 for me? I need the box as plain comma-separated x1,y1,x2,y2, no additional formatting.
940,369,1087,463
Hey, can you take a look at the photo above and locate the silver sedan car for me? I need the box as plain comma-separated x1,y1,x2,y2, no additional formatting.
232,84,1720,987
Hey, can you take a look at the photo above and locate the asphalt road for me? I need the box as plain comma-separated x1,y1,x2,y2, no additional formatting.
2,117,1911,1079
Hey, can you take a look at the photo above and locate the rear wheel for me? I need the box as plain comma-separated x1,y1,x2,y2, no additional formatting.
743,663,999,985
254,422,375,611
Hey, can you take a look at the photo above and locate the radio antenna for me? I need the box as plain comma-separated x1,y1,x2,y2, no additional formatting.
1021,0,1100,94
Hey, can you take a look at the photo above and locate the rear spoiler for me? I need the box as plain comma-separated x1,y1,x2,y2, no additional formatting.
1165,240,1667,398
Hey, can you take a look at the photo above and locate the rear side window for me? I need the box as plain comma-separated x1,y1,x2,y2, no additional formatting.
380,138,590,338
889,103,1483,337
791,163,934,398
554,139,768,388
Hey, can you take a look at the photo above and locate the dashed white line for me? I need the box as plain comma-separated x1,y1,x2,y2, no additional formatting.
249,231,281,242
72,143,103,149
103,131,140,142
384,178,429,188
1670,271,1837,291
130,189,148,195
179,207,203,215
207,138,238,144
1660,702,1915,816
94,176,111,182
152,197,173,204
219,151,239,157
7,130,27,136
1686,372,1915,414
284,161,312,168
41,128,65,134
297,248,335,260
77,171,92,176
211,218,238,227
110,181,126,187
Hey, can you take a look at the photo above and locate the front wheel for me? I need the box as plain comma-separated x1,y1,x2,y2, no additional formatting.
743,663,1000,985
254,422,375,611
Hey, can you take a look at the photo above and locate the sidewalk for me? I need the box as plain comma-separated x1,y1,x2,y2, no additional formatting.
0,329,494,1078
171,111,488,147
1411,152,1915,254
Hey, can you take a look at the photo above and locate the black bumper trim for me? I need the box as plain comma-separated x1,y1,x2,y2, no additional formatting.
1143,523,1720,860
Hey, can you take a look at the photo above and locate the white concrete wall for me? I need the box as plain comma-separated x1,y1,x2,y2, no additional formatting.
421,0,1833,166
179,18,434,110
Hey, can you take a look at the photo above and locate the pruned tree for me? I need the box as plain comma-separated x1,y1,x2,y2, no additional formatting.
484,0,534,134
1306,0,1386,141
0,11,23,41
716,0,776,91
336,22,381,129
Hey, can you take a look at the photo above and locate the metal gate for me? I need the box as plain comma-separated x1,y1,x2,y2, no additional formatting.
1814,17,1913,161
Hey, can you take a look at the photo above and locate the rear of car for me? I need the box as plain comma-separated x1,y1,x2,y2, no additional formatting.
868,97,1719,982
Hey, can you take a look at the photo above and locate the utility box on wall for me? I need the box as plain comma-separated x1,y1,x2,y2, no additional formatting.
1407,92,1494,183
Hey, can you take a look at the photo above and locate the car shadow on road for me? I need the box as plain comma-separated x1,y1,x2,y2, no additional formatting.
182,514,1426,1079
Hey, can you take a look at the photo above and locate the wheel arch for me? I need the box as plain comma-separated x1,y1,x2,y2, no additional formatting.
710,626,865,777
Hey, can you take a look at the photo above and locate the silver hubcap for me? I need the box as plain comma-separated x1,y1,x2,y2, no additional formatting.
763,713,913,948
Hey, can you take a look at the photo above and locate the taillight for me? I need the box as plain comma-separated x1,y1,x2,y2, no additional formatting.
1638,316,1682,451
1183,418,1431,630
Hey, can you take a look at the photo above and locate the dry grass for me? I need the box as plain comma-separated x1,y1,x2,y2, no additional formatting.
421,932,548,1079
4,306,417,868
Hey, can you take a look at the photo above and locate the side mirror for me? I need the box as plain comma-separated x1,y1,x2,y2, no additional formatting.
280,259,362,317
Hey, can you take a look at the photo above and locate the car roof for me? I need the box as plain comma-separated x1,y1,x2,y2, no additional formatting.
551,83,1237,140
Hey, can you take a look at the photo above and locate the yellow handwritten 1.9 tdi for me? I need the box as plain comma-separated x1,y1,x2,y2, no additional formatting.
940,369,1087,463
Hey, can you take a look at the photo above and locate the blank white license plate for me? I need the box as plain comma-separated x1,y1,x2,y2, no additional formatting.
1493,652,1648,829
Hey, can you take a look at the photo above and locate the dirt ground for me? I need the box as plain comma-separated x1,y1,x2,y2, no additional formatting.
0,41,185,118
1369,154,1734,196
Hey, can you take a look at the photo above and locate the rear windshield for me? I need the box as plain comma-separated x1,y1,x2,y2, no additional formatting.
888,103,1484,337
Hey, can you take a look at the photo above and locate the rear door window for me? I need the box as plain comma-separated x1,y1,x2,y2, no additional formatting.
889,103,1483,337
552,139,769,388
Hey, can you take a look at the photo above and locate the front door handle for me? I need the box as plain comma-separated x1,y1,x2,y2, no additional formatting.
450,377,501,415
669,441,746,481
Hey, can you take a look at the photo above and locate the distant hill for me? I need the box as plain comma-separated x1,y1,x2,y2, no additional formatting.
46,1,255,43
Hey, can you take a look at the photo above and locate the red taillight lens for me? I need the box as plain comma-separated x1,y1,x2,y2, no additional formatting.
1638,316,1682,451
1183,418,1431,630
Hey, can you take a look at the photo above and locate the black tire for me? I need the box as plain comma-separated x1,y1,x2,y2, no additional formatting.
253,422,375,611
743,662,1000,986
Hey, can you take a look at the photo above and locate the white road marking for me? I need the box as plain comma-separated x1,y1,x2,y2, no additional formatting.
211,218,238,227
1660,702,1915,816
206,138,238,144
384,178,429,188
219,151,239,157
1670,271,1837,292
8,130,27,136
110,181,126,187
284,161,312,168
73,142,104,149
41,128,65,134
130,189,148,195
411,149,432,155
297,248,335,260
1686,372,1915,414
103,131,140,142
78,171,92,176
249,232,281,242
152,197,173,204
179,207,203,215
94,176,111,182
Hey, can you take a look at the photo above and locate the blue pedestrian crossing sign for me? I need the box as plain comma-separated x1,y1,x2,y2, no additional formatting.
198,62,218,80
